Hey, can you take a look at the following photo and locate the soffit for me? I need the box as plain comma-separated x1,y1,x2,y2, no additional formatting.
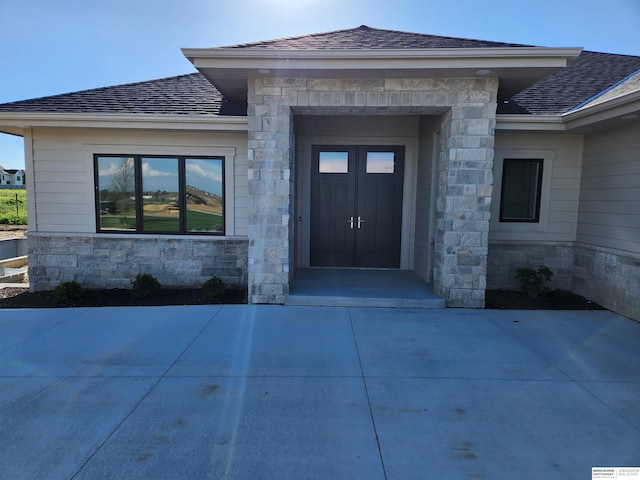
183,47,582,101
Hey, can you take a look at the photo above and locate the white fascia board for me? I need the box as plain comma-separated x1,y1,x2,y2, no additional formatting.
496,114,565,131
0,113,248,133
182,47,582,72
561,90,640,129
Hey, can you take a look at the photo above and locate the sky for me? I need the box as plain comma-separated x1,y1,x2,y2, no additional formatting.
1,0,639,170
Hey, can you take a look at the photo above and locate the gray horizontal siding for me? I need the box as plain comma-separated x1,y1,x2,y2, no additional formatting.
577,122,640,254
491,133,583,242
28,128,248,235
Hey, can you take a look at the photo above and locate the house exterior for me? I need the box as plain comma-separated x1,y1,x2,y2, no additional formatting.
0,26,638,319
0,166,25,187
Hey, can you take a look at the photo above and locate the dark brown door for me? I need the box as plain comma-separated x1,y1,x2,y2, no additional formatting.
310,145,404,268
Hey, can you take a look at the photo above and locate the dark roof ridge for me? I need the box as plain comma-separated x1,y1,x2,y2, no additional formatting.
350,25,535,49
219,24,534,49
218,25,369,49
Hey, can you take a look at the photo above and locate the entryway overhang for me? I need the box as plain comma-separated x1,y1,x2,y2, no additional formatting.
182,47,583,101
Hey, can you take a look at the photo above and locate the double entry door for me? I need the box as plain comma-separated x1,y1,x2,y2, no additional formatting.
310,145,404,268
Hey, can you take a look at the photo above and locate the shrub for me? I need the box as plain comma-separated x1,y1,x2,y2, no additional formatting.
131,273,161,298
0,215,27,225
53,281,84,304
202,276,227,301
516,265,554,298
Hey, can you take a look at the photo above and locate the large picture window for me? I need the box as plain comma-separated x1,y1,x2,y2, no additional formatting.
499,159,543,222
95,155,225,235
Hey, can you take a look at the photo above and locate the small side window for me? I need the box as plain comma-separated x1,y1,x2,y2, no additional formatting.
500,159,543,222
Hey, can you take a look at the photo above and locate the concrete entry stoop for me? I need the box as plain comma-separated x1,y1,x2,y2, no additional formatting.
286,268,445,308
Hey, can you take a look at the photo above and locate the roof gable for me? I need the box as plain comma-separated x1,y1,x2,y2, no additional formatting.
221,25,534,50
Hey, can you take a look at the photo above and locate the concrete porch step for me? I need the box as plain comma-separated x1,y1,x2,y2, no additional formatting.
285,293,445,308
286,268,446,309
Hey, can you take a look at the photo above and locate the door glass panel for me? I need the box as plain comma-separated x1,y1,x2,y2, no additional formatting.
366,152,395,173
185,158,224,233
319,151,348,173
141,157,180,232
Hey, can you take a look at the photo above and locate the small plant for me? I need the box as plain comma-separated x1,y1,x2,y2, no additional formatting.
53,281,84,304
516,265,554,298
131,273,161,298
202,276,227,301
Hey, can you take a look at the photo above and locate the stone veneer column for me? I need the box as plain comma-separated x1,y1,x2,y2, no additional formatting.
246,77,297,304
432,81,498,307
247,76,498,307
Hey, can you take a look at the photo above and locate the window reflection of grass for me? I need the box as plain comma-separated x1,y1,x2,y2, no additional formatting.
100,215,136,230
143,215,180,232
100,211,222,232
187,210,223,232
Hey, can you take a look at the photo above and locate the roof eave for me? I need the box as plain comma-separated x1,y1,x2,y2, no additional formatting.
0,113,249,136
182,46,582,62
496,91,640,132
561,90,640,130
183,47,582,101
495,114,566,131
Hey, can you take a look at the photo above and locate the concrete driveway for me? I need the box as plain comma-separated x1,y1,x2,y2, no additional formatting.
0,305,638,479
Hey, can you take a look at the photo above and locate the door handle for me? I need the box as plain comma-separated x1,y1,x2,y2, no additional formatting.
357,216,365,229
348,216,354,229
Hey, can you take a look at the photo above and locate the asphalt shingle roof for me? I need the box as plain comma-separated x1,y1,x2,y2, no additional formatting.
574,70,640,110
0,73,246,116
221,25,533,50
1,27,639,118
498,51,640,114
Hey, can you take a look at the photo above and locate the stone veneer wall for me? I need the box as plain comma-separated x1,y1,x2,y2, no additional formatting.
487,241,640,321
247,76,499,306
572,243,640,321
27,233,248,292
487,241,574,291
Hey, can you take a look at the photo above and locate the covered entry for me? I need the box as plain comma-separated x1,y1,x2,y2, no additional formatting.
311,145,405,268
294,115,422,274
291,115,444,307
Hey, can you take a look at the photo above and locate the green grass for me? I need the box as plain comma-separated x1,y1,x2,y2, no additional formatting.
0,190,27,224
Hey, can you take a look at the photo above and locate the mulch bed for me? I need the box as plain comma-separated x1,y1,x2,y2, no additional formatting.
0,285,602,310
485,289,604,310
0,287,247,308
